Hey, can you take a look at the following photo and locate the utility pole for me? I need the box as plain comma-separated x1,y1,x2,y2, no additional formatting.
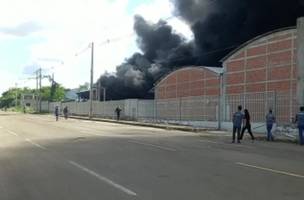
103,87,106,102
89,42,94,119
39,68,42,112
98,78,106,102
15,83,18,107
97,78,101,101
34,67,42,112
218,72,224,130
36,69,39,112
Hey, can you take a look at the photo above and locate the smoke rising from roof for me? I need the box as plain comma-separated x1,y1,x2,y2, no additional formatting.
99,16,190,99
98,0,304,100
173,0,304,65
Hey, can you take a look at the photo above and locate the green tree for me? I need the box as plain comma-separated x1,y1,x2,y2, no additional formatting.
0,85,65,108
40,85,65,102
0,90,15,108
0,87,32,108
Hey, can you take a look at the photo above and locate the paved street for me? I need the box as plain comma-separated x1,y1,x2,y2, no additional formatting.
0,112,303,200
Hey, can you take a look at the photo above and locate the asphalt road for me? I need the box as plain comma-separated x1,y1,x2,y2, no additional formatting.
0,112,303,200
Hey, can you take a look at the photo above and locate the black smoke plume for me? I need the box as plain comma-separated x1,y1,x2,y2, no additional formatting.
99,16,191,100
172,0,304,65
98,0,304,100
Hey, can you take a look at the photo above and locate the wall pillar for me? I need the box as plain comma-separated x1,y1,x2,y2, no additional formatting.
297,17,304,106
218,72,224,130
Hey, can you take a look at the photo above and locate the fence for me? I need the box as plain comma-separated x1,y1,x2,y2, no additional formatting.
224,91,298,124
41,91,299,131
156,95,219,122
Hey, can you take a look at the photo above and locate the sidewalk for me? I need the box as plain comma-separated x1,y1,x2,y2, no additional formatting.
69,115,298,144
69,115,214,132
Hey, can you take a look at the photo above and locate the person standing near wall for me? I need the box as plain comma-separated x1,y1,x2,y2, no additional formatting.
115,106,122,121
55,106,59,121
240,109,255,142
63,106,68,120
232,105,244,143
266,109,276,141
295,106,304,145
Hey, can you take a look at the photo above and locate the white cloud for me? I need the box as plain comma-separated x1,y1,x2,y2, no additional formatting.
133,0,193,39
133,0,173,22
0,21,42,37
0,70,18,95
0,0,193,94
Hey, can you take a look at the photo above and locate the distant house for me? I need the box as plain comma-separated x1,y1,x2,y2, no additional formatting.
64,89,78,102
77,90,90,102
21,93,37,108
76,83,106,102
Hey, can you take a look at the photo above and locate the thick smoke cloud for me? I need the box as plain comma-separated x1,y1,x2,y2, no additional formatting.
99,16,191,100
99,0,304,100
173,0,304,65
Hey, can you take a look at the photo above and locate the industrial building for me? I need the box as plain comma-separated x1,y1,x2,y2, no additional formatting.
155,67,222,99
154,17,304,128
43,17,304,131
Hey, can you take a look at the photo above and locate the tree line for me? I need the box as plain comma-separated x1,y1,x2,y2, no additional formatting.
0,85,65,108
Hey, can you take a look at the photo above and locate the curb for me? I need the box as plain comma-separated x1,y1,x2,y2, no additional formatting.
68,115,215,133
69,115,300,144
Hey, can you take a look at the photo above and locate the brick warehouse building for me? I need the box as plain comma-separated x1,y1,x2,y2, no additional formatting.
155,67,222,99
154,17,304,129
154,67,223,122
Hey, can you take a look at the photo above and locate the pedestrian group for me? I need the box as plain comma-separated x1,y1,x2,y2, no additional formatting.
232,105,304,146
54,106,69,121
51,103,304,146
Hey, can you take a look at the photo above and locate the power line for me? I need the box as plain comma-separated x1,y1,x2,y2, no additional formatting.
98,32,134,46
97,15,183,47
77,14,182,49
75,1,218,58
75,44,91,56
37,58,64,65
152,44,240,65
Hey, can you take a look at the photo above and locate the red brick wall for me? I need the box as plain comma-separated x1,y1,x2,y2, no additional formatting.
224,29,297,95
155,67,220,99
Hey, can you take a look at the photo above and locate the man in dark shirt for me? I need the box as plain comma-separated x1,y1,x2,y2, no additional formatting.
63,106,68,120
54,106,59,121
232,105,244,143
240,109,255,141
115,106,122,121
295,106,304,145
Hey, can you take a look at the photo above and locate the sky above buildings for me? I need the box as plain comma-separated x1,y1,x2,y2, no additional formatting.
0,0,192,94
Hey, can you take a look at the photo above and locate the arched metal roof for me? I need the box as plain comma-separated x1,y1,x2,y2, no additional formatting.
154,66,223,88
220,26,296,63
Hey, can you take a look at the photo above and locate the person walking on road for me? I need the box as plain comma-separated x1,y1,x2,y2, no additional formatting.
55,106,59,121
240,109,255,141
115,106,122,121
266,109,276,141
232,105,244,143
63,106,68,120
295,106,304,145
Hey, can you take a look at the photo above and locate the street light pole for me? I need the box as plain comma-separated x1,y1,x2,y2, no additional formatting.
218,71,224,130
103,87,106,102
89,42,94,119
39,68,42,113
15,83,18,107
36,69,39,111
98,78,106,102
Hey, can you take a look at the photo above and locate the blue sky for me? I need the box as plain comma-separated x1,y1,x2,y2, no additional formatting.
0,0,192,95
0,37,44,73
127,0,153,13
